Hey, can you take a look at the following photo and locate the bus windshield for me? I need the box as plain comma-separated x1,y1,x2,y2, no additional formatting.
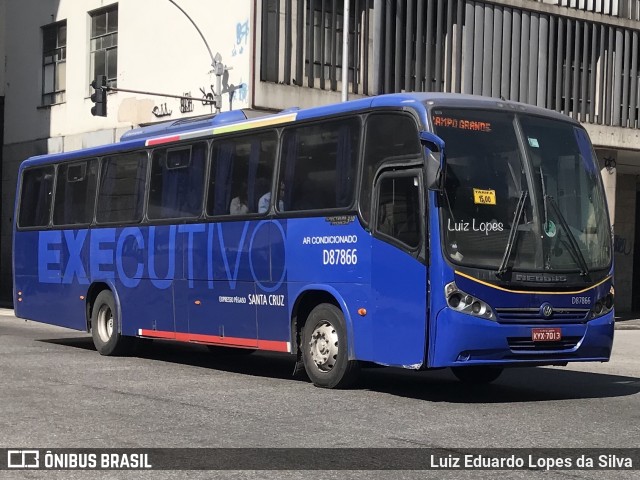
431,108,611,274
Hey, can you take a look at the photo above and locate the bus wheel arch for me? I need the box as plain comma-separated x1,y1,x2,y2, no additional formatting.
85,283,133,356
291,290,343,356
85,282,112,332
291,290,359,388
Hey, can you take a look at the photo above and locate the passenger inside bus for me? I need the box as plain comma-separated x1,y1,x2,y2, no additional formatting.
258,181,284,213
230,182,249,215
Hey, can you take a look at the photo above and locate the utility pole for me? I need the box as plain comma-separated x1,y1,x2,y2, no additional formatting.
341,0,349,102
167,0,226,113
212,53,224,113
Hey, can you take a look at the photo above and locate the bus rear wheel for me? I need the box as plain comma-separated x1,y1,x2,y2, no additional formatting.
91,290,133,356
451,366,503,384
301,303,359,389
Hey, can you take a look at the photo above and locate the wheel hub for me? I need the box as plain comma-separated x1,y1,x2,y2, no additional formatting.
97,306,113,343
309,321,339,372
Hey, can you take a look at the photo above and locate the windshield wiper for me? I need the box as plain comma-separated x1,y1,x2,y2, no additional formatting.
497,190,528,277
545,195,591,279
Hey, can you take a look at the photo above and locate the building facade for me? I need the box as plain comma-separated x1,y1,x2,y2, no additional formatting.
0,0,5,296
3,0,640,310
1,0,253,303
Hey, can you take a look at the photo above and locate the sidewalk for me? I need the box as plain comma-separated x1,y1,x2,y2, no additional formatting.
614,312,640,330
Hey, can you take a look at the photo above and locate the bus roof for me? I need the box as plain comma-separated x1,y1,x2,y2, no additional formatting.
19,92,579,169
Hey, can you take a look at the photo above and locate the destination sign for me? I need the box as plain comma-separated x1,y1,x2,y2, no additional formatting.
432,116,492,132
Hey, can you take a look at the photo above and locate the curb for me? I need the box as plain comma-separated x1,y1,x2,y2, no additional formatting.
615,323,640,330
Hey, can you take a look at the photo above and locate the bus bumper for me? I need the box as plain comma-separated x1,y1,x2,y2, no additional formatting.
428,309,615,368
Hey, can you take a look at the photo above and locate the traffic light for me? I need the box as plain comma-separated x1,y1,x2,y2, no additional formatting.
90,75,107,117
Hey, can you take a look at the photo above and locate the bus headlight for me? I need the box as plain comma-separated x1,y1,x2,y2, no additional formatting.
588,292,614,320
444,282,495,321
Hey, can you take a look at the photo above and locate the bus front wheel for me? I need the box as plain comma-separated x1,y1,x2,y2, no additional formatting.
301,303,359,389
451,366,503,384
91,290,133,356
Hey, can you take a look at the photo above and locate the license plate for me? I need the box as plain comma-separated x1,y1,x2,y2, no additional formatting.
532,328,562,342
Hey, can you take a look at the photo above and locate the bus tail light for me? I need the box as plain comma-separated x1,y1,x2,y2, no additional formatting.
445,282,495,321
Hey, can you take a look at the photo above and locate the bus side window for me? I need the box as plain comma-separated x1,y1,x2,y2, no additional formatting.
206,132,277,217
361,114,421,224
374,173,422,250
96,152,148,224
279,118,360,212
148,142,207,220
18,166,55,228
53,160,98,226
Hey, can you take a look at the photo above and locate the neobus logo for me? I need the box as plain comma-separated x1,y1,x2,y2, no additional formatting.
35,221,287,292
514,274,568,283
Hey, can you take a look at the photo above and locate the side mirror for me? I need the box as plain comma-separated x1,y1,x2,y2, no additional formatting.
419,131,446,191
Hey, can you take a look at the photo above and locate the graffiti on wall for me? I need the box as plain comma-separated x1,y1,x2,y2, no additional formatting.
152,103,173,118
232,20,249,57
235,80,248,103
153,17,251,116
614,234,633,256
200,86,215,107
230,18,250,108
180,93,194,114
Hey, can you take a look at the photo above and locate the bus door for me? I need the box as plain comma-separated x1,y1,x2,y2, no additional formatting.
370,168,428,367
186,221,259,347
255,219,290,349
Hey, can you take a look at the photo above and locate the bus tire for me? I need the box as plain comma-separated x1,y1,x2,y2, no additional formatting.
301,303,359,389
451,366,503,384
91,290,133,356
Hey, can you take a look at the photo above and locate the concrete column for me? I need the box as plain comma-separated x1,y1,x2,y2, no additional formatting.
614,173,635,312
597,149,617,226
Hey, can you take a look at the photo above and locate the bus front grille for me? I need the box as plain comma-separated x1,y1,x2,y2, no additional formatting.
507,336,582,352
495,308,589,324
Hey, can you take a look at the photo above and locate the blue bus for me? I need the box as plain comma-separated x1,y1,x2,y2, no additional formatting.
13,93,614,388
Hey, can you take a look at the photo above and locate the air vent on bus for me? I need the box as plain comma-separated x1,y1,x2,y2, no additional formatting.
507,336,582,352
495,308,589,324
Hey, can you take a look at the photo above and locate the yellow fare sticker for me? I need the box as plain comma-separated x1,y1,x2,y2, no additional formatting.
473,188,496,205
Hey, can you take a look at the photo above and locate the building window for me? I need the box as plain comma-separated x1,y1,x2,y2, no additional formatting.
42,21,66,105
90,5,118,87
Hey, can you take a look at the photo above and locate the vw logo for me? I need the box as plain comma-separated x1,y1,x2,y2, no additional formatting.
540,303,554,318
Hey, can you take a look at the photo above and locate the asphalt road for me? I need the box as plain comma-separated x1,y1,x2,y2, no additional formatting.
0,309,639,480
